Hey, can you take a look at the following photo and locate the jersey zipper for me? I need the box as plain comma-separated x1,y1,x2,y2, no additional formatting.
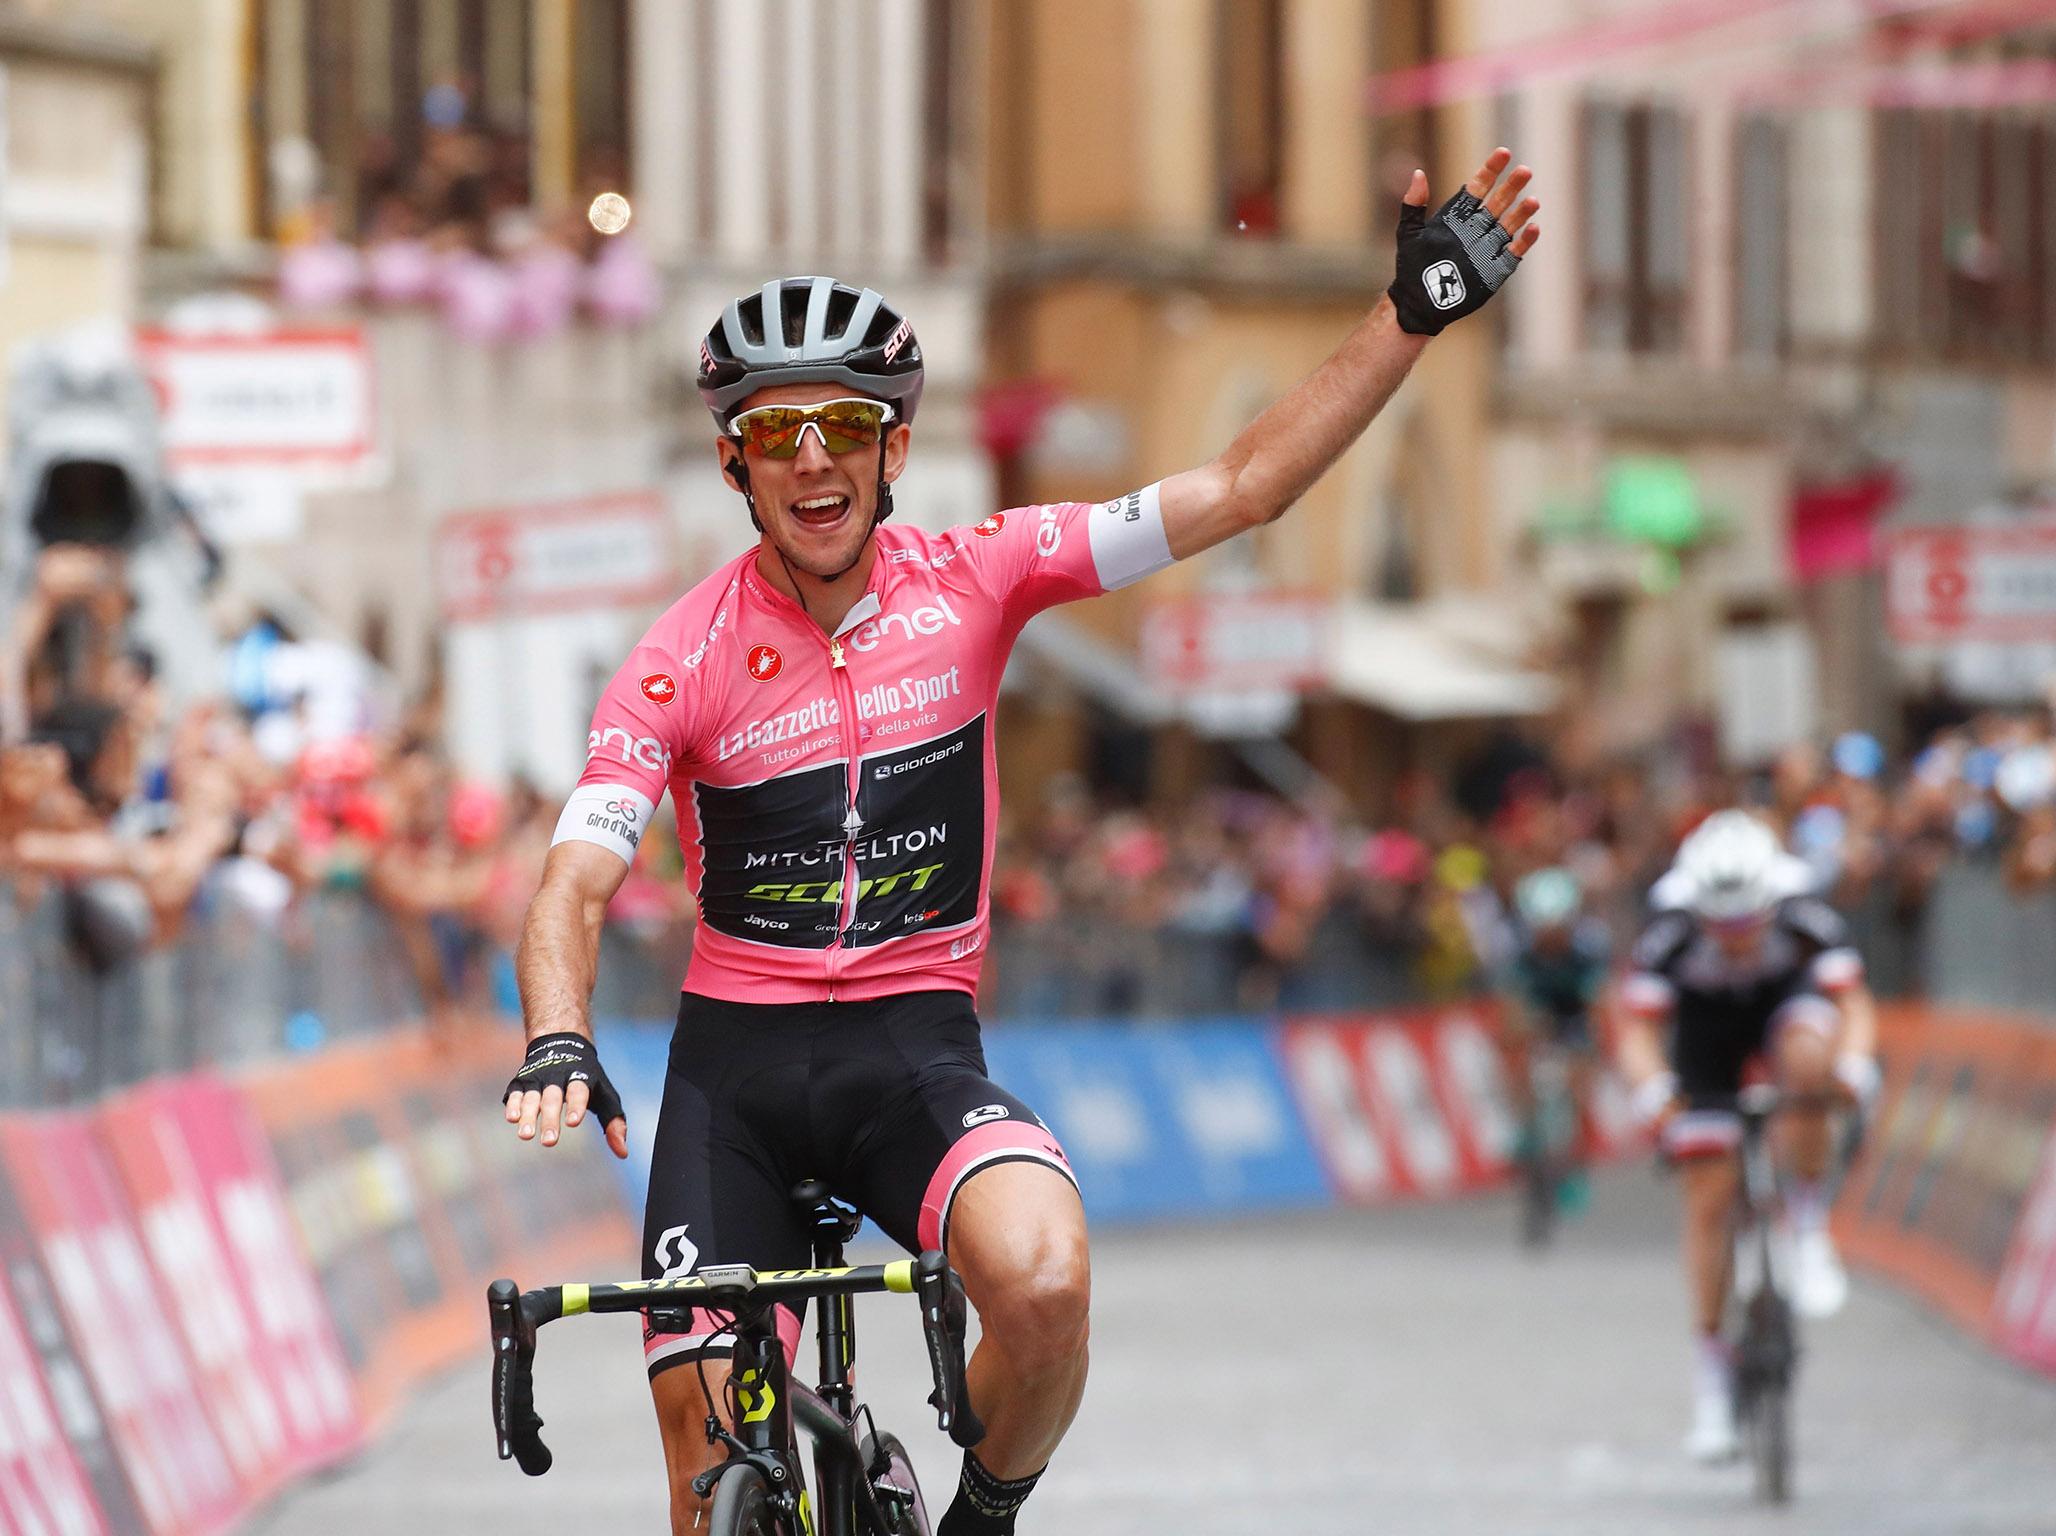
822,635,863,1002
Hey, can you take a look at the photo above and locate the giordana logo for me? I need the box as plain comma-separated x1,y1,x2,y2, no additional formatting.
1101,490,1143,523
640,672,677,705
747,644,784,681
653,1224,698,1280
973,512,1006,538
962,1104,1010,1129
588,726,673,775
1424,260,1466,310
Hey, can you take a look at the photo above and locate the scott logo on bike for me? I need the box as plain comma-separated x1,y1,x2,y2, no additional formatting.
653,1224,699,1280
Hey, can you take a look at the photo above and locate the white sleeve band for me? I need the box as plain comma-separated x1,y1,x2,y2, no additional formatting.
1088,481,1174,591
551,784,657,865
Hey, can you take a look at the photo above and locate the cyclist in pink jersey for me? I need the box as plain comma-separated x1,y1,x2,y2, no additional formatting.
505,149,1541,1535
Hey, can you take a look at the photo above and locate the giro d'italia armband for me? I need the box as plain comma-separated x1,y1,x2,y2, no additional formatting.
553,783,657,864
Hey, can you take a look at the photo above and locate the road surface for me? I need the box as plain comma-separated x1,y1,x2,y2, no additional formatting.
252,1170,2056,1534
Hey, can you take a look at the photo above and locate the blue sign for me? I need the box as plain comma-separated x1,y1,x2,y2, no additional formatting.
600,1014,1331,1228
981,1018,1329,1223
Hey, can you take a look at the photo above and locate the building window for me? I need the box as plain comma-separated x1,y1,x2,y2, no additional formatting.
1874,108,2054,366
1733,114,1788,359
1580,100,1688,354
1216,0,1284,236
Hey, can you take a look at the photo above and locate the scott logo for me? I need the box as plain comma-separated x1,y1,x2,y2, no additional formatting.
588,726,672,775
973,513,1006,538
962,1104,1010,1129
653,1224,698,1280
881,316,915,365
640,673,677,705
1424,260,1466,310
747,644,784,681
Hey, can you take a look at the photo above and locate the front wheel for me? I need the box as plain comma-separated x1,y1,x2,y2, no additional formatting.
861,1430,931,1535
1749,1388,1791,1505
708,1465,783,1536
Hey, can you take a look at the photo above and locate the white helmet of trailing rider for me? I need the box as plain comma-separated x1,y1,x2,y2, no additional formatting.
1669,809,1795,924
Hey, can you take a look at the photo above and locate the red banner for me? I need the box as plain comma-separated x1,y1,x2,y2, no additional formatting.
0,1117,242,1536
0,1269,108,1536
1279,1003,1640,1206
96,1077,362,1500
1835,1005,2056,1361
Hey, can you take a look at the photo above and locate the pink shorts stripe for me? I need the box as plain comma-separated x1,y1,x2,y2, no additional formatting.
1664,1110,1744,1159
644,1302,805,1377
919,1121,1077,1254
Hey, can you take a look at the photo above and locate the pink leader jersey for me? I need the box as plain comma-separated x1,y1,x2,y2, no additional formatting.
552,484,1174,1003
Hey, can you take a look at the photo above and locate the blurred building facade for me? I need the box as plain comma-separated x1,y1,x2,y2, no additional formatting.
978,0,1559,814
1477,0,2056,769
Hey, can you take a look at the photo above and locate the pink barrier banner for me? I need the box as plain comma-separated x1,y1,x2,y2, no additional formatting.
0,1165,142,1534
1993,1125,2056,1374
0,1117,242,1536
0,1267,108,1536
1279,1004,1640,1207
97,1077,363,1499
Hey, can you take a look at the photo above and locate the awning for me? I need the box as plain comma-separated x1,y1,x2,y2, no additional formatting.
1327,602,1560,721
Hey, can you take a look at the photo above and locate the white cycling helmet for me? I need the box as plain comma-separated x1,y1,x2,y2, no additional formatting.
1667,810,1794,923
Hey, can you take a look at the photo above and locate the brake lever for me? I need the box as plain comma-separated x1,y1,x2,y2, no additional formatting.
487,1279,554,1475
914,1251,985,1448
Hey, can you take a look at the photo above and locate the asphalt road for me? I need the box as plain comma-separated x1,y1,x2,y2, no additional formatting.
251,1170,2056,1535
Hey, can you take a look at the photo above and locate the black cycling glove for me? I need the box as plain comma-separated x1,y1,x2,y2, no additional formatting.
1388,188,1522,336
503,1032,625,1127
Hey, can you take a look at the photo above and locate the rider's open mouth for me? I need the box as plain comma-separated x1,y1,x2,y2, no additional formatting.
790,494,851,530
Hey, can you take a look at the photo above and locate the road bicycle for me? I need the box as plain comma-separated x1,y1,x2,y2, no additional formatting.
1514,1033,1585,1248
1727,1083,1801,1505
488,1179,983,1534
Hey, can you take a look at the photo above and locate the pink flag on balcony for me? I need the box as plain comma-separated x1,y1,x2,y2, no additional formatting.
277,239,363,310
365,238,438,304
1789,470,1898,585
585,235,662,326
440,250,517,343
510,243,583,337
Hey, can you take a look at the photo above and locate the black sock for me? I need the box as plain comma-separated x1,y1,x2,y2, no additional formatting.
936,1450,1045,1536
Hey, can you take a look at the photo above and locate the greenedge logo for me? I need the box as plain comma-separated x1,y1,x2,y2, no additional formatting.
745,862,946,904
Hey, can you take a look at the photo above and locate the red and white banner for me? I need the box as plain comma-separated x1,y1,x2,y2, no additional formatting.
0,1274,108,1536
1140,592,1327,694
97,1078,361,1501
135,328,376,471
1278,1004,1638,1207
0,1117,242,1536
1886,521,2056,644
1993,1125,2056,1374
435,489,678,622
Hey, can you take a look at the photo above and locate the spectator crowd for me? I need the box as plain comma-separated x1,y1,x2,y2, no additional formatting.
11,492,2056,1085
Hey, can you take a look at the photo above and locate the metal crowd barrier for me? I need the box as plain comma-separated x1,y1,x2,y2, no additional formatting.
0,877,425,1108
7,854,2047,1110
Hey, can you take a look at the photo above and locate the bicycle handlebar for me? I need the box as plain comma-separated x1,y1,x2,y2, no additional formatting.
486,1254,983,1476
914,1249,986,1449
